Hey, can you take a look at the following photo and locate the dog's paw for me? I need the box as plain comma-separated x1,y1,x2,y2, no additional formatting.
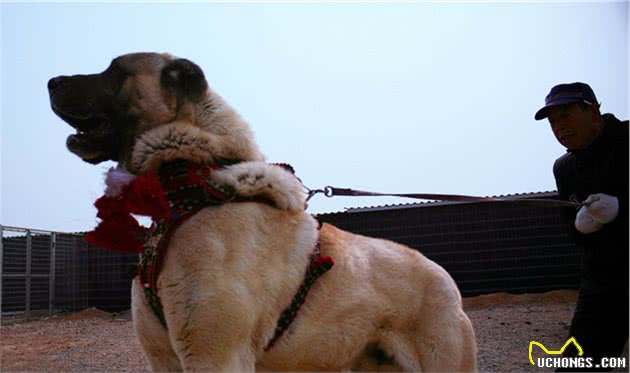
211,162,306,212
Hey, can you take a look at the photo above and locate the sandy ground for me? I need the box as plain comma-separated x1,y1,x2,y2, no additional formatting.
1,290,581,372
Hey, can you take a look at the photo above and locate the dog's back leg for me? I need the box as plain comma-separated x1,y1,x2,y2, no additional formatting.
454,312,478,372
409,291,477,372
377,309,476,372
132,280,183,372
413,310,477,372
376,258,477,372
378,333,423,372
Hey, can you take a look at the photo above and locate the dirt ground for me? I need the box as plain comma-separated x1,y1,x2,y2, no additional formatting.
1,290,580,372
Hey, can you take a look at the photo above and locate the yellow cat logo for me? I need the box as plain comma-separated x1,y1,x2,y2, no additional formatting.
528,337,584,365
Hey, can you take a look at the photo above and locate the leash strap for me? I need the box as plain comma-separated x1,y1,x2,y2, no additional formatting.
309,186,582,208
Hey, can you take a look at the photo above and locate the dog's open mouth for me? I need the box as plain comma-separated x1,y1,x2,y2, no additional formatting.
52,104,120,163
51,104,107,130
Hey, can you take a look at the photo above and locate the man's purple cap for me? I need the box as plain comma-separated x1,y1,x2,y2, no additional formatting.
534,82,598,120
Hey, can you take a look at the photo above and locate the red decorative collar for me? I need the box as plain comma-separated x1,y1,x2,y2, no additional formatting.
85,160,235,253
85,160,335,351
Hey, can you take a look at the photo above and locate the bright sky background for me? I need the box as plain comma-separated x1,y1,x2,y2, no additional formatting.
1,1,628,233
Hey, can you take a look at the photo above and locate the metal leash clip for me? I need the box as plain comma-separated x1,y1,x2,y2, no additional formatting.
305,186,335,202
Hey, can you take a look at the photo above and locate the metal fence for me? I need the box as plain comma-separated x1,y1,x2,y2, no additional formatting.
1,195,581,323
0,225,137,324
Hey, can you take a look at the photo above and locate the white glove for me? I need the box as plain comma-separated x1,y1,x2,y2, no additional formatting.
584,193,619,224
575,206,604,234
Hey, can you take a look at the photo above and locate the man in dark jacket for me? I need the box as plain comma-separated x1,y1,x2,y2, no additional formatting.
535,82,628,371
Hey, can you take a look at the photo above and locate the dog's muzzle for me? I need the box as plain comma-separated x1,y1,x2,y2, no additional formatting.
48,75,122,163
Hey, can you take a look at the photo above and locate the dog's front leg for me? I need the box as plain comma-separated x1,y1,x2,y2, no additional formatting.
160,277,258,372
132,280,183,372
211,162,306,212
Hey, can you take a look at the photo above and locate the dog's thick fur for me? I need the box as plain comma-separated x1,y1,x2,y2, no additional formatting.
49,52,477,372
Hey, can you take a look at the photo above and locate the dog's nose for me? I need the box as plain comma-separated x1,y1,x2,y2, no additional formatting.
47,76,65,91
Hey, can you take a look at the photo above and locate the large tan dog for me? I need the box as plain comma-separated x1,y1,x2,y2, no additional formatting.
48,52,477,372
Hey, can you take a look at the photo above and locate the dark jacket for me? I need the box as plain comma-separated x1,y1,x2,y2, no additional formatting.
553,114,629,291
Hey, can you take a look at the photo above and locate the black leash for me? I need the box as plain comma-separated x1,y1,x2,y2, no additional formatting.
306,186,583,208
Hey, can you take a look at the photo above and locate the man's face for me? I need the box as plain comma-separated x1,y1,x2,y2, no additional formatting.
547,103,602,150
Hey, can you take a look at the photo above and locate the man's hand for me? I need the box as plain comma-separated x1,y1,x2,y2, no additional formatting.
575,206,604,234
584,193,619,224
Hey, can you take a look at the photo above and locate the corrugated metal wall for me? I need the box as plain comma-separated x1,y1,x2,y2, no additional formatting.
2,235,30,315
1,228,137,323
87,244,137,312
53,234,89,313
317,200,581,296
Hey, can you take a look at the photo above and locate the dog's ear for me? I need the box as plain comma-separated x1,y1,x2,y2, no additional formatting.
161,58,208,100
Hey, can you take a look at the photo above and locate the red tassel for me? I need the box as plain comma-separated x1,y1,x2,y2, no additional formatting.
94,195,128,220
123,173,170,221
88,171,171,253
85,215,145,253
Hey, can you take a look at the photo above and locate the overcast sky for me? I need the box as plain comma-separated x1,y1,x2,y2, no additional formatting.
1,1,628,233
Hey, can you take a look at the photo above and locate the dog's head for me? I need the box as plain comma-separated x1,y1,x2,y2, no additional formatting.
49,52,262,172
